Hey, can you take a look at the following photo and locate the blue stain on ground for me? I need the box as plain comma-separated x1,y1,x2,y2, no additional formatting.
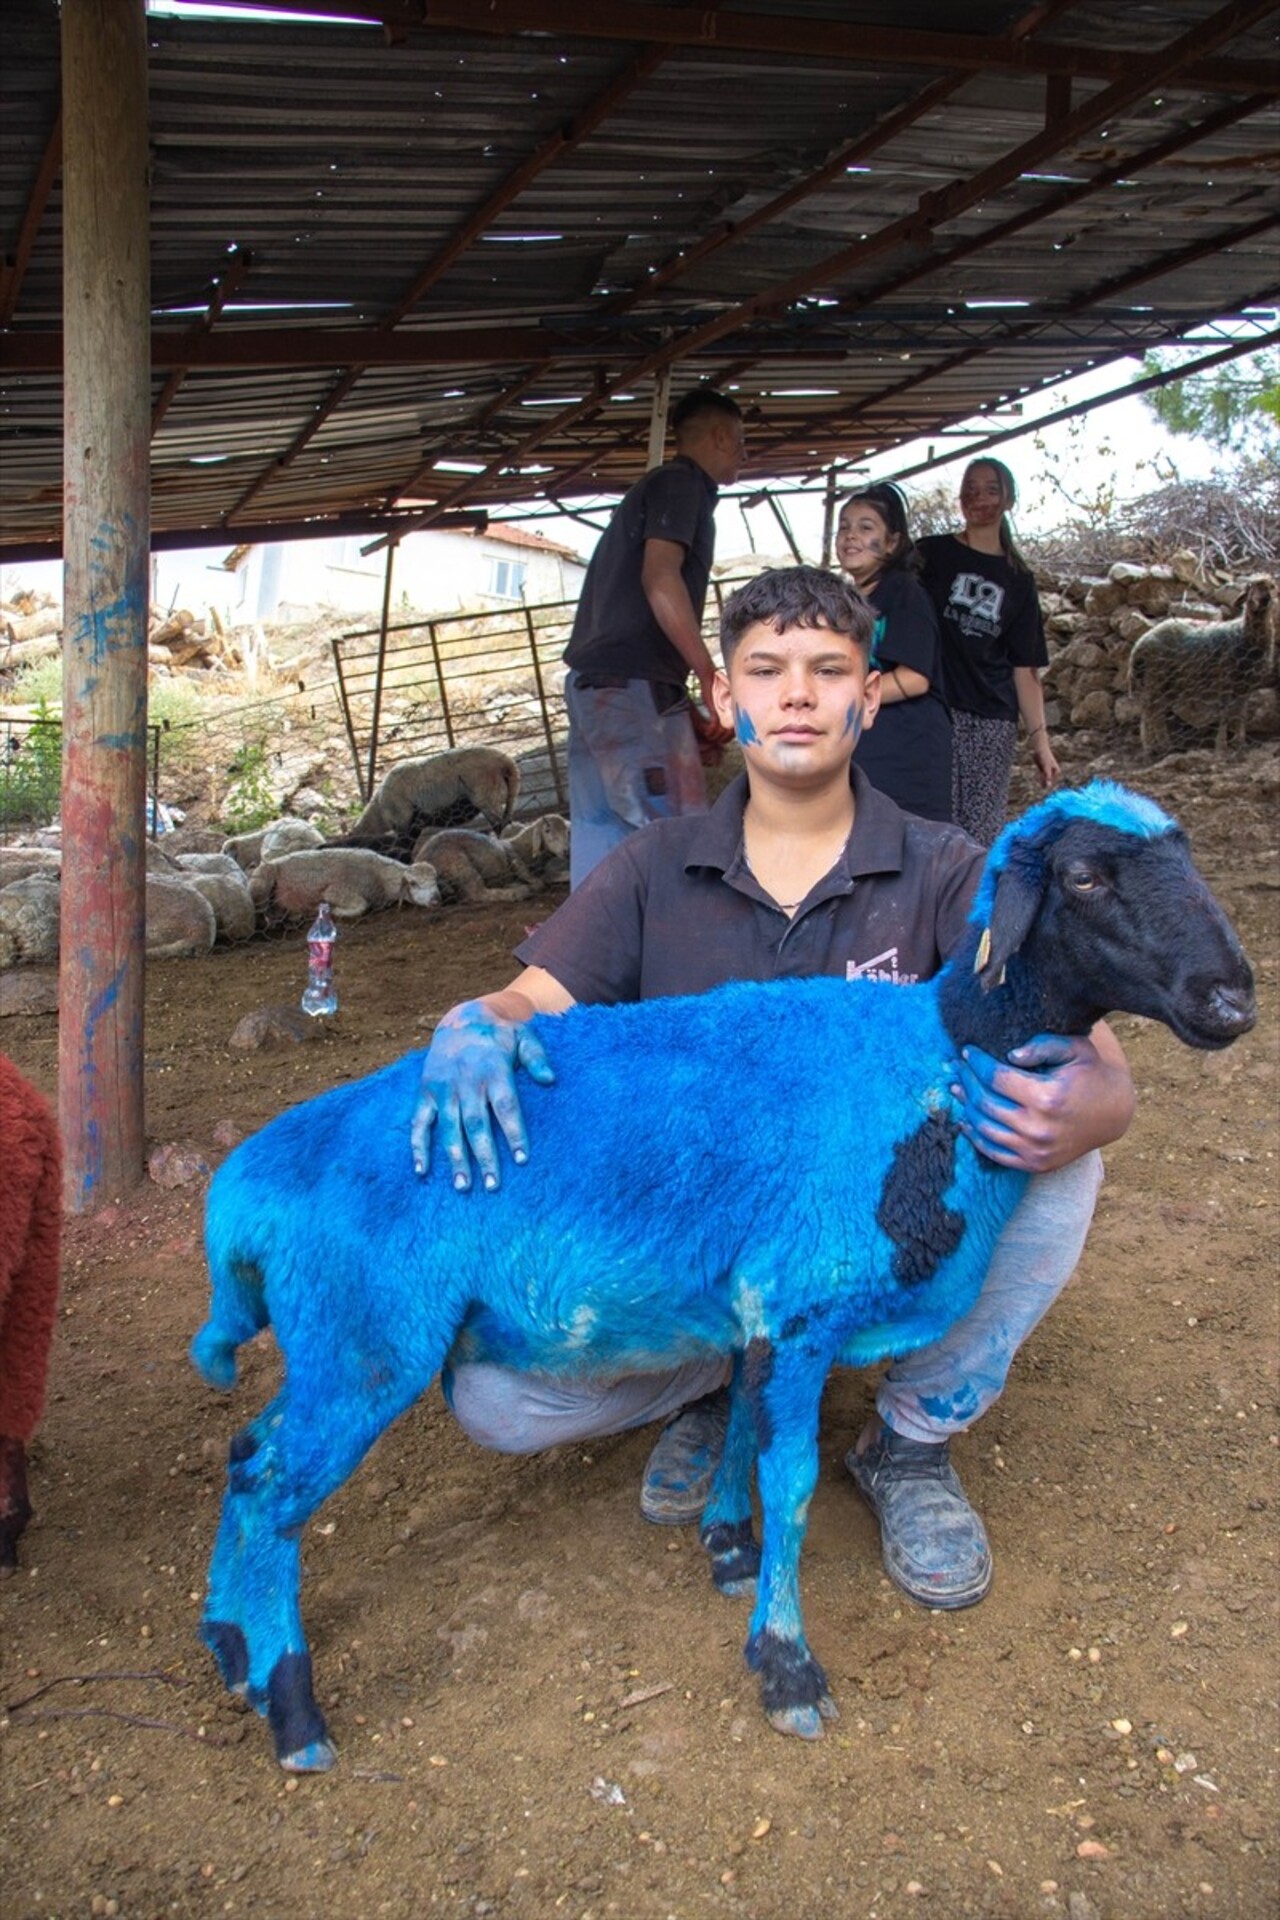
735,706,759,745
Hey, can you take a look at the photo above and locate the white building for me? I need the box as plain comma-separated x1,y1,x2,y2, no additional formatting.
150,520,588,626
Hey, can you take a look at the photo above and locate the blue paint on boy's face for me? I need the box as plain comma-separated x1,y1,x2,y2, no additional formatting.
843,703,862,744
735,704,760,746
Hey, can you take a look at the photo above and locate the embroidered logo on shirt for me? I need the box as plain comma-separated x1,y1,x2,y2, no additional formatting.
846,947,919,986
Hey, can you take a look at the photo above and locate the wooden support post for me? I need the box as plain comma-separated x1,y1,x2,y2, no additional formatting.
59,0,151,1210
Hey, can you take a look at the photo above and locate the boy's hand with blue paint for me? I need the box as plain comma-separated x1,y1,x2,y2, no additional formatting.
411,975,571,1190
954,1029,1134,1175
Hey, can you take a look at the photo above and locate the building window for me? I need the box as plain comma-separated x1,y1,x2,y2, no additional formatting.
489,558,527,600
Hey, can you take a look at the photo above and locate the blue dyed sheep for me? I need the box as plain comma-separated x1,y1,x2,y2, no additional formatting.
192,781,1256,1770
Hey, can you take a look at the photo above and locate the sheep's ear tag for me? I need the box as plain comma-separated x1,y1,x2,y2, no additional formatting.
973,925,1006,989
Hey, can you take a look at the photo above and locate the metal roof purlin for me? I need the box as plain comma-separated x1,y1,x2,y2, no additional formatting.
748,93,1278,460
753,215,1280,464
150,245,254,433
887,321,1280,483
599,0,1082,318
230,0,1280,94
370,0,1278,543
0,105,62,328
393,65,973,504
220,42,670,526
395,2,1087,496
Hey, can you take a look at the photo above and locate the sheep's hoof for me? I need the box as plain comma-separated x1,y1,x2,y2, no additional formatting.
701,1517,760,1594
747,1629,839,1739
279,1736,338,1774
266,1651,332,1771
766,1697,838,1741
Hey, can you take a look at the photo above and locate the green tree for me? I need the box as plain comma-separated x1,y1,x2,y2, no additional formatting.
1142,346,1280,452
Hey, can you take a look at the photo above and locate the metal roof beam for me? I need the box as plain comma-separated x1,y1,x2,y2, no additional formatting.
1,325,585,371
375,0,1276,530
150,246,253,431
0,106,62,327
219,42,669,524
398,3,1073,492
888,324,1280,480
751,229,1280,462
208,0,1280,95
744,96,1277,454
0,506,488,568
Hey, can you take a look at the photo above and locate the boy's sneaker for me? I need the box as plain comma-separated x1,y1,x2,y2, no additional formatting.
640,1388,730,1525
846,1426,993,1610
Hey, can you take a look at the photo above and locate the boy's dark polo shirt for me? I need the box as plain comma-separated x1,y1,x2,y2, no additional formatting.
517,770,985,1005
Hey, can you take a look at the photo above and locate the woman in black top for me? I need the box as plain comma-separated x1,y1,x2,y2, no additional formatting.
917,459,1058,846
834,482,953,823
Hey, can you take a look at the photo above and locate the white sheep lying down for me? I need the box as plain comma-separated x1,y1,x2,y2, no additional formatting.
192,782,1256,1772
412,813,570,903
249,847,440,920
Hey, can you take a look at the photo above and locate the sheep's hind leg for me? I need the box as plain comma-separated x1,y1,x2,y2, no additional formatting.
742,1345,837,1740
699,1358,760,1595
201,1391,337,1772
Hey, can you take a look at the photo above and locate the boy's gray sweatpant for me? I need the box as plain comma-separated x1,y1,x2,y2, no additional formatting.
444,1152,1103,1451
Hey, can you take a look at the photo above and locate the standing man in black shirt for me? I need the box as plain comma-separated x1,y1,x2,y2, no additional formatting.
562,387,745,886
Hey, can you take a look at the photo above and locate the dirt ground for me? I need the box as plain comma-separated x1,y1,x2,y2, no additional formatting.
1,746,1277,1920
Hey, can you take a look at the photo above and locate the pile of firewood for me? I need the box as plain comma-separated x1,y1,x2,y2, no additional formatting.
0,591,60,669
148,606,237,671
0,593,245,675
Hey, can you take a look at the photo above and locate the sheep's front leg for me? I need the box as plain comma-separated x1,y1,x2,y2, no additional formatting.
741,1342,838,1740
699,1355,761,1595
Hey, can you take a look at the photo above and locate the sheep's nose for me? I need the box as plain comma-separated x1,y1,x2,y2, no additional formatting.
1210,981,1257,1033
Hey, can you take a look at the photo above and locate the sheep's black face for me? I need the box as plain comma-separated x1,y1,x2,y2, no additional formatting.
1028,824,1257,1050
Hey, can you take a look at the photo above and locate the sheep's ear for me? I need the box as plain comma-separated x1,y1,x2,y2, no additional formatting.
977,862,1043,990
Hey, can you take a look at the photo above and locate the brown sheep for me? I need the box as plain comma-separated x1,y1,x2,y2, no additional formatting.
0,1053,61,1572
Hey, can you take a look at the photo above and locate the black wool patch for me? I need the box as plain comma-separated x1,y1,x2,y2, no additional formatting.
876,1111,966,1287
743,1336,775,1453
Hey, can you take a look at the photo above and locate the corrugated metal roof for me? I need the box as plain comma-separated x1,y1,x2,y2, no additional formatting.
2,0,1277,556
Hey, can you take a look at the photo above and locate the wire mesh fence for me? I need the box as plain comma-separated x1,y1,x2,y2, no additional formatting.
1,714,166,842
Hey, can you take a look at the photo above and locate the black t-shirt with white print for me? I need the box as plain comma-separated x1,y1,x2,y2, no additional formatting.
917,533,1048,721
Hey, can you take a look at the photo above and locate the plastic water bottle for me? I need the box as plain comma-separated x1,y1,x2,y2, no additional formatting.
301,901,338,1017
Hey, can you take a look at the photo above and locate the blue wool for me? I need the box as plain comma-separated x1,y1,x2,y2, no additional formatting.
191,781,1254,1768
971,778,1176,926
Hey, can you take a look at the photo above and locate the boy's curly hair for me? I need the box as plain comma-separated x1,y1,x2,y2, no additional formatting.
721,565,876,661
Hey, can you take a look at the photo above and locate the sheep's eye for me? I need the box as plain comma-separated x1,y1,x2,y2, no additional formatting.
1067,866,1099,893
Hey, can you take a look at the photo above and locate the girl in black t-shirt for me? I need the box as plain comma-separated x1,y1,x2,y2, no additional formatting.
835,483,953,823
917,459,1058,846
